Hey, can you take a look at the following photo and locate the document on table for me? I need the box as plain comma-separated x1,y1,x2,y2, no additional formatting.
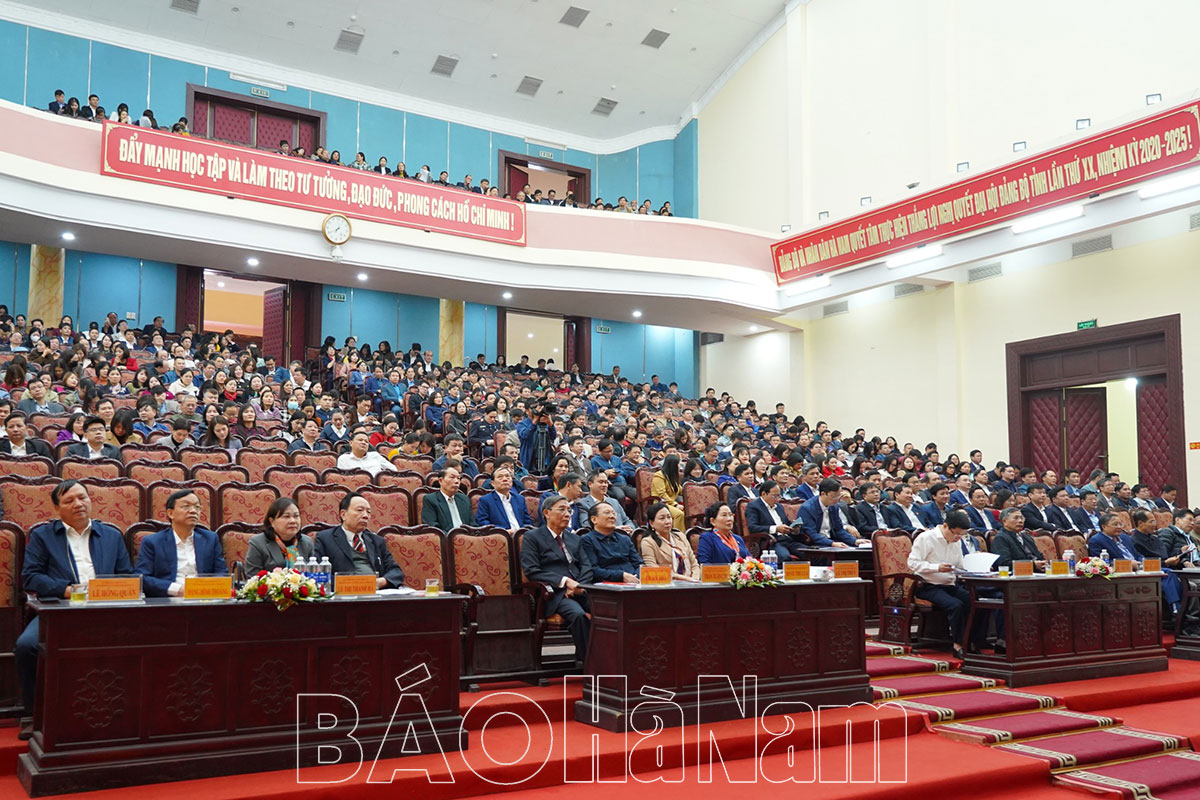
377,587,418,595
959,552,999,573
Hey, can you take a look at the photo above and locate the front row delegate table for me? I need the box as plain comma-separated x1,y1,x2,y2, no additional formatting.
959,572,1167,687
18,594,467,797
577,579,872,732
794,547,878,619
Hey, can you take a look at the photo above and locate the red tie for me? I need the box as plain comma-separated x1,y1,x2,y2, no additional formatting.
353,533,365,553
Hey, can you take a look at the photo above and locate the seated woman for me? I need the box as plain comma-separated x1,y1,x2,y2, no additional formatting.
639,501,700,581
696,501,750,564
650,454,686,531
243,497,314,576
232,403,266,442
201,416,243,457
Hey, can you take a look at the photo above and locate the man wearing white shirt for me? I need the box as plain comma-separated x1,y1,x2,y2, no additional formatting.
134,489,226,597
336,428,397,477
908,510,986,658
65,416,121,460
420,464,475,532
965,486,1000,534
475,466,531,532
884,485,925,533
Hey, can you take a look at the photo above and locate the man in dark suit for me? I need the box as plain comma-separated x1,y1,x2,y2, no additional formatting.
474,464,531,532
853,483,890,535
1045,485,1079,531
420,465,475,532
725,464,759,509
313,492,405,589
991,463,1017,494
1020,483,1057,531
917,482,951,528
884,485,925,533
16,480,136,737
519,494,594,663
0,413,52,458
744,480,800,559
948,474,973,507
1087,512,1140,561
795,478,863,548
1070,489,1103,534
65,415,121,460
991,507,1048,571
1159,508,1198,567
48,89,66,114
964,486,1000,534
789,463,821,502
135,489,226,597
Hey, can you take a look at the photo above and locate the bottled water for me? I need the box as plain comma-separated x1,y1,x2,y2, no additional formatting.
1063,549,1076,572
319,556,333,594
1100,549,1111,566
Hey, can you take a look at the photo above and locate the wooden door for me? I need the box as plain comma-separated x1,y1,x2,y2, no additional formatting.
1064,388,1108,477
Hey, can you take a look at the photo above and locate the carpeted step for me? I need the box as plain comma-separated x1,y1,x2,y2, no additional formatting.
864,654,956,678
1055,751,1200,799
938,709,1122,744
995,727,1187,769
892,688,1058,722
865,641,907,656
872,672,999,699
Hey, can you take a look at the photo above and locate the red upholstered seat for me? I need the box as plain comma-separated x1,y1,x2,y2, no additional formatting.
263,465,319,498
217,482,280,526
81,478,144,533
379,525,446,591
360,486,413,528
191,465,250,487
177,446,232,469
391,455,433,476
0,476,58,531
872,530,948,647
236,449,287,482
216,523,258,573
0,456,54,479
682,482,718,529
294,483,349,526
147,480,215,529
58,457,123,481
119,444,173,465
320,468,372,490
125,460,187,483
289,450,337,471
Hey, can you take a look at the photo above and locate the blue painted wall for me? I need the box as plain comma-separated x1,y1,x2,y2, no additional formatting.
464,303,498,363
0,242,175,330
673,119,699,219
590,319,698,397
0,20,693,215
320,286,439,360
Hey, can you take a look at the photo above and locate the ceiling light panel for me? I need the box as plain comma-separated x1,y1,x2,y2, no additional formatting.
170,0,200,14
431,55,459,77
516,76,544,96
641,29,670,48
560,6,590,27
334,28,364,54
592,97,618,116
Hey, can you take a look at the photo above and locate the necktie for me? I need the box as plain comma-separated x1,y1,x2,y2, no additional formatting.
352,533,365,553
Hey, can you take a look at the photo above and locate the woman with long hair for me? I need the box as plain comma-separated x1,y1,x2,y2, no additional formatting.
253,387,282,421
233,403,265,441
56,412,88,444
651,453,685,531
537,453,573,492
201,415,242,456
108,408,143,445
639,501,700,581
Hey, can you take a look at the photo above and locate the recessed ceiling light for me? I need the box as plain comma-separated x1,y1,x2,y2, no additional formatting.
217,281,226,288
490,73,498,79
1146,93,1162,105
527,332,534,338
61,232,75,241
356,272,368,281
956,161,970,172
502,291,513,300
553,348,559,353
1076,118,1091,130
286,20,294,28
860,196,872,207
392,49,399,55
749,325,760,332
632,310,643,318
1013,141,1027,152
246,257,259,266
231,6,239,11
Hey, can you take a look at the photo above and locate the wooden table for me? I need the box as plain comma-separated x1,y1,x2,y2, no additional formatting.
1169,568,1200,660
960,573,1167,687
18,594,467,796
795,547,878,619
576,579,871,732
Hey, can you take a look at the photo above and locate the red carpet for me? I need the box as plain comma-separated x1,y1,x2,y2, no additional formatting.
937,710,1121,744
1020,657,1200,712
1087,698,1200,745
865,642,907,657
864,655,956,678
1055,751,1200,798
871,673,997,700
995,727,1186,768
893,689,1058,722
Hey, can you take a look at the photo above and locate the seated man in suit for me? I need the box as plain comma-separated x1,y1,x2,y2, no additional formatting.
519,494,594,663
432,434,480,479
1019,483,1057,531
0,412,52,457
420,464,475,532
725,463,759,509
917,482,951,528
1159,508,1198,568
17,380,65,416
853,483,890,535
577,471,634,532
964,485,1000,534
948,474,974,507
1087,512,1140,562
1156,484,1180,513
474,465,531,532
744,480,799,560
16,480,136,738
314,492,405,589
580,503,642,584
1070,488,1103,534
884,485,926,533
66,415,121,460
788,463,822,502
796,478,865,549
1128,508,1185,617
908,510,990,658
135,489,226,597
991,507,1048,572
1045,485,1080,531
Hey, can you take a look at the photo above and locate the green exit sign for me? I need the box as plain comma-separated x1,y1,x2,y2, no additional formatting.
1077,319,1097,330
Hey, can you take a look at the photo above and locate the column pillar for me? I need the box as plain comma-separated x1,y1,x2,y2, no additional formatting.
438,299,464,367
29,245,65,325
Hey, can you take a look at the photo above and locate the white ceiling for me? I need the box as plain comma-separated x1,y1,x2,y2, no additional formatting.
10,0,787,140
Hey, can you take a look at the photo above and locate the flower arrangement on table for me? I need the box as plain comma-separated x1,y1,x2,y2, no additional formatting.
729,557,782,589
1075,556,1113,579
239,568,328,611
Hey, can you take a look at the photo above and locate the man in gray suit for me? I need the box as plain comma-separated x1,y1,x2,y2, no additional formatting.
576,471,633,532
420,464,475,532
16,380,65,416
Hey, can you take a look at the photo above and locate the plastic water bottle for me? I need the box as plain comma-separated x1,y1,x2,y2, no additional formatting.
320,556,334,594
1100,549,1111,567
1063,549,1076,572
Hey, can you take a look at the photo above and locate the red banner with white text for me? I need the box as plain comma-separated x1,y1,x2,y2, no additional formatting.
772,101,1200,283
99,121,526,246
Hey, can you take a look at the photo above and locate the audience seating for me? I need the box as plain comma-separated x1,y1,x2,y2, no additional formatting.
126,460,188,483
872,529,949,648
216,482,280,527
1055,531,1087,560
58,457,122,480
191,464,250,486
236,449,287,482
375,470,424,493
392,455,433,475
359,486,414,528
293,484,349,526
0,520,22,715
0,456,53,479
125,521,162,560
178,447,231,469
118,444,172,464
1032,532,1059,563
147,480,215,529
682,481,718,529
0,476,57,531
81,478,143,533
289,450,338,471
378,524,446,591
215,522,258,574
320,468,372,490
263,465,319,498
